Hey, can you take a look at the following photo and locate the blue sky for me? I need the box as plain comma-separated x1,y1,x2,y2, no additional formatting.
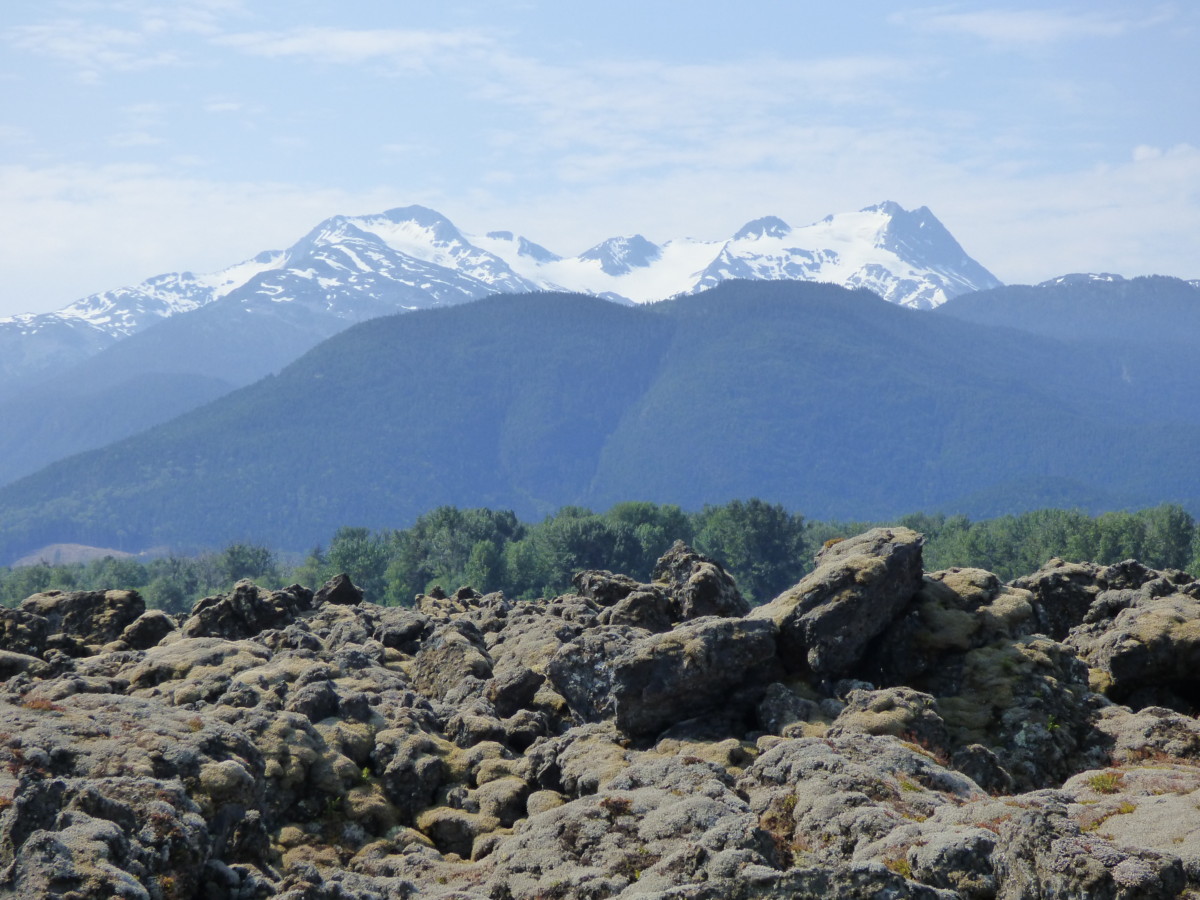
1,0,1197,316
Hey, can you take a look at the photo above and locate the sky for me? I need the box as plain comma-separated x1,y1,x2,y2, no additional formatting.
1,0,1197,317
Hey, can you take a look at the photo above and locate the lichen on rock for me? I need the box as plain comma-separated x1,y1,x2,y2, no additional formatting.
1,541,1199,897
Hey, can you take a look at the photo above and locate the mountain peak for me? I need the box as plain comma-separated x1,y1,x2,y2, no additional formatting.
733,216,792,241
579,234,661,276
379,205,454,229
862,200,908,218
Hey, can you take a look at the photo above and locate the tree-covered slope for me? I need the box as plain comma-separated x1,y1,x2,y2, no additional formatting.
936,274,1200,346
0,293,673,558
589,281,1200,516
0,281,1197,562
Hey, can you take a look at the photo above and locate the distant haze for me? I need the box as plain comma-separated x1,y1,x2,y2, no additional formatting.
0,0,1197,316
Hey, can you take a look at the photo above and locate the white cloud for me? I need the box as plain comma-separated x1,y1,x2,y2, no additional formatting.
0,125,33,146
469,53,919,186
217,27,493,69
107,131,164,147
203,99,244,113
5,1,250,79
927,143,1200,283
0,163,408,315
6,19,179,80
892,6,1171,45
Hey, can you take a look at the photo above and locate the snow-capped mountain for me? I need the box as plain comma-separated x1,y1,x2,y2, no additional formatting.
0,201,999,390
477,201,1001,308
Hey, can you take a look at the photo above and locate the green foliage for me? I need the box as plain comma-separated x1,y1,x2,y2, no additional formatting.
3,282,1199,563
218,542,279,586
693,499,805,604
2,501,1198,613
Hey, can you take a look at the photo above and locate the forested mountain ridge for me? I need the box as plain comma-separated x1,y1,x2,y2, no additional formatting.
0,202,1001,489
937,273,1200,346
0,279,1197,564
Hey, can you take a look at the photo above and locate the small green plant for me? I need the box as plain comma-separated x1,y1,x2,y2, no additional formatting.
1080,800,1137,832
1087,771,1125,794
1047,715,1060,732
883,853,913,879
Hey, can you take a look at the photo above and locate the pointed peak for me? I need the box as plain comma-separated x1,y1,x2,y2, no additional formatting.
517,237,561,263
579,234,661,276
733,216,791,241
861,200,909,217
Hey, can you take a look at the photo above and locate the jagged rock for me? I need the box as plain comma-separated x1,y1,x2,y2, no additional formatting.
1067,584,1200,711
413,621,493,703
486,754,782,899
1013,558,1106,640
908,827,997,899
548,617,778,739
756,682,821,735
525,723,634,797
372,607,430,654
19,589,145,650
0,607,50,657
828,687,949,753
545,625,649,724
867,568,1036,685
741,732,984,874
750,527,924,678
992,799,1186,899
610,616,779,738
651,540,750,620
595,585,675,632
1088,705,1200,774
572,570,640,606
182,581,314,641
932,635,1101,790
372,729,450,823
7,534,1200,897
285,678,342,723
314,574,364,606
483,664,543,718
116,609,177,650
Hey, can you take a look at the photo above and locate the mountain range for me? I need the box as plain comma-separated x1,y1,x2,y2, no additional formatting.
0,276,1197,564
0,202,1002,488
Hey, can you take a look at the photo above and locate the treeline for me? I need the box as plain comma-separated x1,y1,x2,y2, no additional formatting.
2,501,1198,614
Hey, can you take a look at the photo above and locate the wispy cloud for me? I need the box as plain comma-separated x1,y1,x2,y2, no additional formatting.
214,24,918,186
0,162,407,312
217,27,493,69
892,5,1172,45
5,1,249,79
6,20,180,81
469,52,920,186
107,131,164,148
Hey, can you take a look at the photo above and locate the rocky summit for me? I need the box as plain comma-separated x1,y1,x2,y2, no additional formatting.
3,530,1200,898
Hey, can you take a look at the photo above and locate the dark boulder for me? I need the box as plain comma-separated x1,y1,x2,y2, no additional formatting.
19,589,145,649
651,540,750,620
313,574,363,606
750,527,924,678
610,616,779,739
181,581,314,641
